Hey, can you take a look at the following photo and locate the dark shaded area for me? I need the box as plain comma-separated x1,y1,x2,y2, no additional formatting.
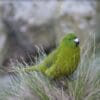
2,19,56,69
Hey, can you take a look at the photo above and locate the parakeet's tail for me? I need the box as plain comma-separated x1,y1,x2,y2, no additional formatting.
8,63,48,74
8,65,39,73
24,66,39,72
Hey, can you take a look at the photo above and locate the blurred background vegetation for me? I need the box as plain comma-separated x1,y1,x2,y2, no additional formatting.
0,1,100,100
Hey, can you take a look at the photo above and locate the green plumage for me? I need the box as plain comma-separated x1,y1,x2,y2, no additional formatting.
24,33,80,78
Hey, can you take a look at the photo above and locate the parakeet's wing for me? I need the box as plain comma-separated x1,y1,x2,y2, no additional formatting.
43,49,58,67
36,46,61,73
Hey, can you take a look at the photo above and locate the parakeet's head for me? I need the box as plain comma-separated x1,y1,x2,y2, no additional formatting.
61,33,80,48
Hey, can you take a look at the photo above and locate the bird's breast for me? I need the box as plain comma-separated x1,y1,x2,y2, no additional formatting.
55,47,80,76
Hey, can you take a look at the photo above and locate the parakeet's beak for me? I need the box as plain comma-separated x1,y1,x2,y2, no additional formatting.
74,38,80,46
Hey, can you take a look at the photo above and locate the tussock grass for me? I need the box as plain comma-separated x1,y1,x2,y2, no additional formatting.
0,34,100,100
67,33,100,100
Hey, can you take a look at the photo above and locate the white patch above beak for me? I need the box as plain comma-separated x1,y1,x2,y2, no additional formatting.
74,38,79,44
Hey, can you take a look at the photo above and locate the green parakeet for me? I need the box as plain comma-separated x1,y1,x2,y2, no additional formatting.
19,33,80,78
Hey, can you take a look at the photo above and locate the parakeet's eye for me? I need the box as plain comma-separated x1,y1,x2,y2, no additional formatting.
74,38,80,45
